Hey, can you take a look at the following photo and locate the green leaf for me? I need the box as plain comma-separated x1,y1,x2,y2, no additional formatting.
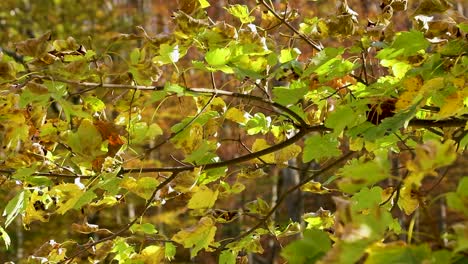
130,122,163,144
279,48,301,63
281,229,331,264
377,30,430,59
303,134,341,162
0,226,10,249
245,113,271,135
365,243,431,264
183,141,218,165
273,80,308,105
219,250,236,264
325,105,358,134
172,217,217,258
337,157,390,194
153,43,181,65
164,82,185,95
3,190,29,227
130,223,158,234
165,242,176,261
458,22,468,32
65,119,105,161
205,48,231,67
225,5,255,23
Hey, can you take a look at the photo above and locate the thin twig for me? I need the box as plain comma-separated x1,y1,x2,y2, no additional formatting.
61,172,179,263
259,0,323,51
216,151,355,252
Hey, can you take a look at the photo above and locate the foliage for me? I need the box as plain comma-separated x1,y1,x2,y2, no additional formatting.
0,0,467,263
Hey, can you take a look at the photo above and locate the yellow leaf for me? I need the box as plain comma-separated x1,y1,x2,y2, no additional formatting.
177,123,203,153
438,91,465,119
188,185,219,209
251,139,275,163
402,76,423,93
172,168,201,193
396,76,424,111
137,245,165,264
225,107,246,124
275,144,302,164
172,217,217,258
49,183,84,215
301,181,329,194
421,77,444,93
120,176,159,200
237,168,267,179
398,186,419,215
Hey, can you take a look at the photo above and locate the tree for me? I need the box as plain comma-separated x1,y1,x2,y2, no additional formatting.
0,0,467,262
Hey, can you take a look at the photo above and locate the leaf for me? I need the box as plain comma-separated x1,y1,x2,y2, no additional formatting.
275,144,302,164
137,245,165,264
187,185,219,209
225,5,255,23
153,43,181,65
365,242,431,264
273,80,308,105
15,31,52,57
120,176,159,200
301,181,329,194
337,158,390,194
130,223,158,234
3,190,29,227
303,208,334,230
378,30,430,60
438,90,466,119
351,187,383,213
398,186,419,215
172,217,217,258
325,105,358,134
245,113,271,135
183,141,218,165
0,227,10,249
447,177,468,215
303,134,341,162
198,0,210,8
225,107,247,124
251,139,275,163
405,140,457,187
279,48,301,63
281,229,331,264
205,48,231,66
65,119,106,161
50,183,85,215
219,250,236,264
165,242,176,261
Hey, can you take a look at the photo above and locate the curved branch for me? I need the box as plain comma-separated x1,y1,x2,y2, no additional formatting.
187,87,309,127
122,127,320,174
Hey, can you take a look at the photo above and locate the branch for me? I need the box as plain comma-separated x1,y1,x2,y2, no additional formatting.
122,126,322,174
258,0,323,51
31,75,164,91
216,151,355,252
408,118,467,128
186,88,308,127
61,172,179,263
